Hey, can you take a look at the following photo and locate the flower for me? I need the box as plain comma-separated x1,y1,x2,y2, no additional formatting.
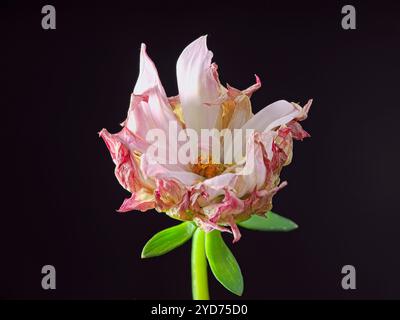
100,35,312,242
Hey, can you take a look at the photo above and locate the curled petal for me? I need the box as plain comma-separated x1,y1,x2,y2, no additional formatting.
226,75,261,99
293,99,313,121
208,189,245,224
246,181,288,215
242,100,300,132
227,218,242,243
154,178,188,212
117,190,154,212
193,216,232,234
242,74,262,97
99,128,153,192
287,121,311,140
273,126,294,167
100,126,149,155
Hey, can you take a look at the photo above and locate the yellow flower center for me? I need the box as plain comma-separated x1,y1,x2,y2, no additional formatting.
191,156,227,179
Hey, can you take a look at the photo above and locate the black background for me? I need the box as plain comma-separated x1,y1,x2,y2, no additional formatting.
2,0,400,299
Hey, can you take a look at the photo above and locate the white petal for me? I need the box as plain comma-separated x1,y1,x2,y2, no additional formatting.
195,173,237,200
176,36,221,132
140,152,203,186
241,100,300,132
226,100,300,160
258,131,276,161
234,135,267,197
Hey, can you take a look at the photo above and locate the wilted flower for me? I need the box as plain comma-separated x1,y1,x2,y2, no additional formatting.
100,36,311,242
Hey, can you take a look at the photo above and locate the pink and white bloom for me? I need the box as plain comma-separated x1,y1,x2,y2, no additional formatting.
100,36,312,242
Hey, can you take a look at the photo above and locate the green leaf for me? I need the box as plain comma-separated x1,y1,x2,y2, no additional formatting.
238,211,298,231
205,230,244,296
141,222,196,258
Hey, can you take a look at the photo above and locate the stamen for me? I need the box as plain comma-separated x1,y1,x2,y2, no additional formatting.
191,156,227,178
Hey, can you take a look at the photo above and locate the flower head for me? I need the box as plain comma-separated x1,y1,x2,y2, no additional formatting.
100,36,312,242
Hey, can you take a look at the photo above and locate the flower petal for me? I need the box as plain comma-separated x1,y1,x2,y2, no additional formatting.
117,190,155,212
208,189,244,223
127,44,180,140
100,126,149,154
134,44,167,97
242,74,262,97
226,95,253,129
193,216,232,234
242,100,300,132
228,218,242,243
244,181,287,216
176,35,221,132
154,178,188,212
99,128,153,192
234,133,268,197
227,100,300,160
191,173,238,207
287,121,311,140
140,152,203,186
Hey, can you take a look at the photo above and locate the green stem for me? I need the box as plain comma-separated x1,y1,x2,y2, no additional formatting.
191,228,210,300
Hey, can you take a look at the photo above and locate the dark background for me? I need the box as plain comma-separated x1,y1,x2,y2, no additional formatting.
1,0,400,299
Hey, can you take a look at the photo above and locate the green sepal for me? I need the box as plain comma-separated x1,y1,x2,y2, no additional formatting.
141,222,196,258
205,230,244,296
238,211,298,231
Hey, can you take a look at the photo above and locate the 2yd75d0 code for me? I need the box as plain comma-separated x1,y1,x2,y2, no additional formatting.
194,304,247,315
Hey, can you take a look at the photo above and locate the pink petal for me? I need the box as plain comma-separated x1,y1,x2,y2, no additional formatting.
193,216,232,234
124,95,157,144
245,181,288,215
154,178,188,212
126,44,180,140
228,218,242,243
117,190,154,212
294,99,313,121
133,44,167,97
99,128,149,192
208,189,245,223
287,121,311,140
242,74,262,97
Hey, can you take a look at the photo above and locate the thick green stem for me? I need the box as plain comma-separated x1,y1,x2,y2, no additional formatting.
191,228,210,300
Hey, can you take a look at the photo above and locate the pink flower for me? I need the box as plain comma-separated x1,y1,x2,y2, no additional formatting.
100,36,312,242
